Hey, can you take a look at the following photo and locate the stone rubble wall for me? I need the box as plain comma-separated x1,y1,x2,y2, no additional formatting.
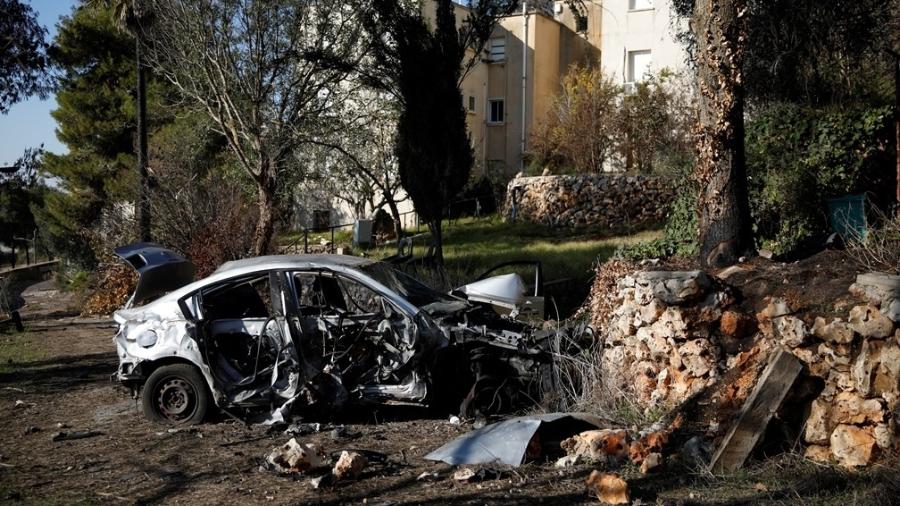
597,270,900,468
504,174,674,229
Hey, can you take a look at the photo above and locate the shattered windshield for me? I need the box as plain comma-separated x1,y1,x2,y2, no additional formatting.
361,263,460,308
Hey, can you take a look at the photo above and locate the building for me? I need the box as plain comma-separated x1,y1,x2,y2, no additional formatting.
456,0,688,176
303,1,689,230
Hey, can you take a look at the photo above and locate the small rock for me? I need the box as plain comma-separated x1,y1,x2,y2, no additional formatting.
265,438,328,474
830,424,878,467
560,429,629,464
453,468,476,482
416,471,440,481
758,249,774,259
585,471,630,505
640,452,662,474
811,317,856,344
803,444,832,463
448,415,461,426
332,451,367,481
832,392,885,425
554,454,583,468
720,311,757,338
23,426,39,435
848,305,894,339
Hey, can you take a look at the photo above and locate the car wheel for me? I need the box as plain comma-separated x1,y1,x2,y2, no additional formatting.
142,364,210,424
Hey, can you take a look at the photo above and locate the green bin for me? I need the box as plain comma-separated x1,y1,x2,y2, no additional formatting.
826,194,867,242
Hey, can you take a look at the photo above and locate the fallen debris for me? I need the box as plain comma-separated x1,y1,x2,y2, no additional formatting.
452,467,503,483
416,471,440,481
554,454,584,468
710,349,802,473
560,429,629,465
640,452,663,474
51,430,102,442
332,451,367,481
264,438,328,474
585,471,629,505
425,413,609,466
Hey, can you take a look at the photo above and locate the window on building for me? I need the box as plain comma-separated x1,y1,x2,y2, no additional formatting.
629,0,653,10
468,95,476,113
626,50,652,83
575,15,588,32
488,99,504,124
488,38,506,61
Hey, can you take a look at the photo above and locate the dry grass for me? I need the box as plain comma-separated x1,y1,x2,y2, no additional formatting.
80,261,137,316
845,209,900,274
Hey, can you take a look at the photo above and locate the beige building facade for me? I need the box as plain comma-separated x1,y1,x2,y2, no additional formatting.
447,0,688,177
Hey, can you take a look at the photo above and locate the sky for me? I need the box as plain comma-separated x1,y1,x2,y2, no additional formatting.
0,0,79,167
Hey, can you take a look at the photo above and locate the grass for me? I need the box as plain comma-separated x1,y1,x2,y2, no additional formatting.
274,214,660,314
368,215,661,314
630,452,900,505
0,331,44,374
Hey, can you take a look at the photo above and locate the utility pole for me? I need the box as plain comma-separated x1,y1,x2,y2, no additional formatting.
520,0,528,172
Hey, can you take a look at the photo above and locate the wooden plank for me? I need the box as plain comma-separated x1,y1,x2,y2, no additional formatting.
709,348,803,473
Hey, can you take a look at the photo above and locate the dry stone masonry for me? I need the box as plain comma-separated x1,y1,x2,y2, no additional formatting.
505,174,673,229
594,269,900,468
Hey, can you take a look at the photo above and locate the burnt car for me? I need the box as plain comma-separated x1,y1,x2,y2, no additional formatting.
112,243,560,424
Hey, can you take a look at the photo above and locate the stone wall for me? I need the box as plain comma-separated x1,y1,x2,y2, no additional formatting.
505,174,674,229
594,269,900,468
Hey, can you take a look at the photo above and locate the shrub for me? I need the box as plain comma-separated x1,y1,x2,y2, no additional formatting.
529,66,695,175
747,103,895,256
616,174,698,261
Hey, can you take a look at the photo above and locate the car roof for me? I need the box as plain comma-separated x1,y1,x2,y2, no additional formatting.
215,254,374,274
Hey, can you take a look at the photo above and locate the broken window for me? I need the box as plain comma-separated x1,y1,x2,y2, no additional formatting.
200,273,285,399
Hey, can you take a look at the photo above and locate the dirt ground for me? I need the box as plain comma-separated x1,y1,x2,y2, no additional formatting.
1,279,899,505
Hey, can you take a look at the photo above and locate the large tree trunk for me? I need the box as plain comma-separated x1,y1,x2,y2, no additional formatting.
693,0,754,268
136,37,152,242
385,196,403,251
427,219,444,267
252,169,276,256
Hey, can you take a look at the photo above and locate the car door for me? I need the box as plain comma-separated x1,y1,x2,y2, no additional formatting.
189,271,299,407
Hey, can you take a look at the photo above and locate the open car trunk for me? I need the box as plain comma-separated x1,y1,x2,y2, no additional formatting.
114,243,196,308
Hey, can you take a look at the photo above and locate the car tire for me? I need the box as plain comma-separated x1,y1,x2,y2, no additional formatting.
141,364,210,424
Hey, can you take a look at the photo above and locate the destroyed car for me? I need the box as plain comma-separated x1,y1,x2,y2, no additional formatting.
112,243,560,424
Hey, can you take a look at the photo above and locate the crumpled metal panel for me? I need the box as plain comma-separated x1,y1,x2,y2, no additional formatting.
423,412,608,466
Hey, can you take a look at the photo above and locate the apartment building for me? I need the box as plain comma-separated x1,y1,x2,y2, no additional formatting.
306,1,689,229
455,0,688,176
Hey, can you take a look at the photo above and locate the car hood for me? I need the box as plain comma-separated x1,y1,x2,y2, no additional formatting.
114,242,196,308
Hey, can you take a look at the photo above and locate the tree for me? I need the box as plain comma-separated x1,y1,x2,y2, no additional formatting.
530,65,621,173
362,0,516,266
146,0,364,256
0,148,44,266
305,89,407,241
37,5,162,266
87,0,154,241
686,0,754,268
0,0,52,114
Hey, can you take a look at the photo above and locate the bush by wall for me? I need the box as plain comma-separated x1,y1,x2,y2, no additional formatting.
747,103,895,256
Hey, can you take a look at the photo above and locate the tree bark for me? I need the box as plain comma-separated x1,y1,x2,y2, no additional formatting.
251,166,276,256
693,0,754,268
385,196,404,250
427,219,444,268
136,36,151,242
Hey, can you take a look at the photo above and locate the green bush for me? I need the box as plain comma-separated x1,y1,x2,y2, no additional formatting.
616,181,698,261
747,103,894,256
